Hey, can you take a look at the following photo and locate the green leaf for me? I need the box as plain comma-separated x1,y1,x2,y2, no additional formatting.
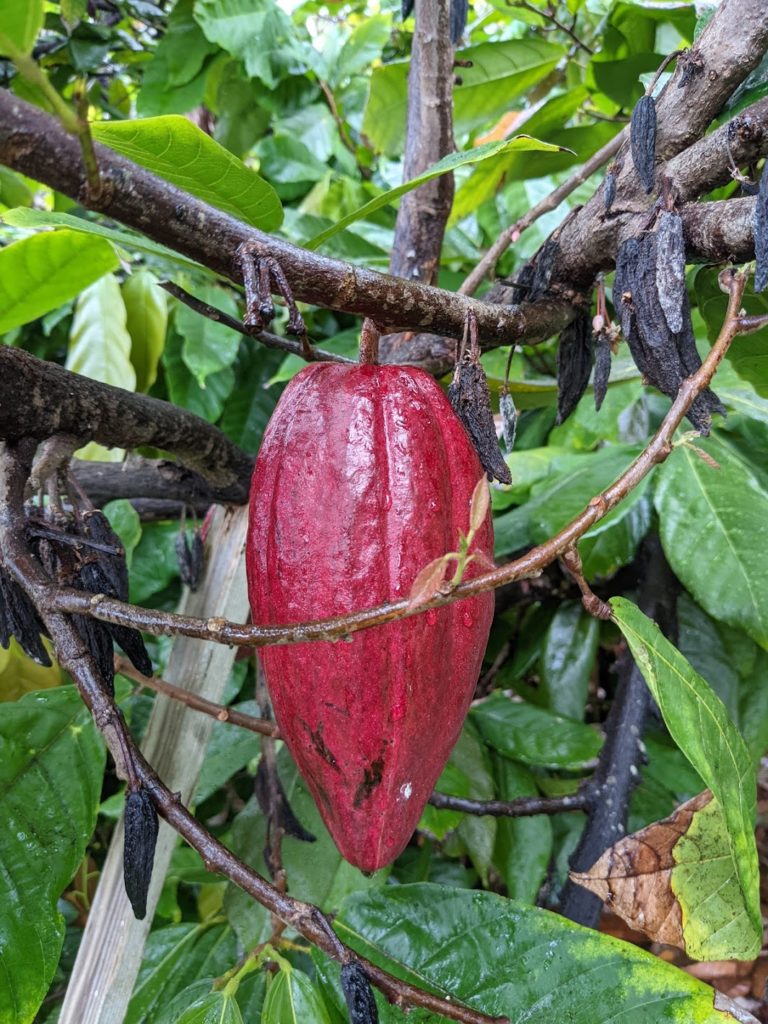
224,748,387,949
334,14,392,85
525,444,650,580
195,700,260,803
539,600,599,720
694,266,768,394
610,598,761,959
0,228,118,334
219,340,285,452
492,757,552,903
128,522,182,604
304,136,564,251
2,207,209,274
0,686,105,1024
173,992,244,1024
122,270,168,393
194,0,310,91
162,330,236,423
471,692,602,769
91,117,283,231
329,885,748,1022
262,961,333,1024
655,436,768,649
364,38,565,155
125,923,238,1024
172,281,241,386
0,0,43,55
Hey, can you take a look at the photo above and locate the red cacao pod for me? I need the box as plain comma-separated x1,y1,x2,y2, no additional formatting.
246,363,494,872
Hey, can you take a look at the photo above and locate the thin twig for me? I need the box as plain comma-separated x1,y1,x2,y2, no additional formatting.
0,441,508,1024
114,655,280,737
509,0,594,54
160,282,355,365
459,130,625,296
50,268,750,650
428,791,590,817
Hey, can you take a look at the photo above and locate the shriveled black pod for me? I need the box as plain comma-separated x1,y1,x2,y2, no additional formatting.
754,169,768,292
593,335,612,412
176,528,204,591
341,962,379,1024
124,787,159,920
449,356,512,484
0,566,51,665
254,758,316,843
630,95,657,194
556,311,593,424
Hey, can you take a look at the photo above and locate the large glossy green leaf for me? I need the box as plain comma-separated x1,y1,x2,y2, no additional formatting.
655,436,768,648
305,136,563,250
125,923,238,1024
471,692,602,769
219,340,284,453
162,330,236,424
2,207,209,273
224,748,387,949
364,38,565,154
0,228,118,334
137,0,218,117
92,117,283,231
0,0,43,54
0,686,105,1024
611,598,761,959
172,992,243,1024
122,270,168,393
324,885,748,1022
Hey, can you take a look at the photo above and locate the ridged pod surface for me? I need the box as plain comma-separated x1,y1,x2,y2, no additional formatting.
246,363,494,871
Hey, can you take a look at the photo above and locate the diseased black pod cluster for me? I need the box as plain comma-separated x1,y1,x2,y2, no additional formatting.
123,786,159,920
1,508,151,693
556,310,594,424
613,228,724,433
630,94,657,194
341,962,379,1024
754,168,768,293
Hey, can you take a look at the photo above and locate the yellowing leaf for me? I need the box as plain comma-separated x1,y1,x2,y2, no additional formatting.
0,639,61,702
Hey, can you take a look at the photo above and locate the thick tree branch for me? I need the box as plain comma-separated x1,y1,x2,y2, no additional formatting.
0,346,253,494
71,457,250,507
389,0,455,285
0,90,524,346
48,270,752,649
0,441,508,1024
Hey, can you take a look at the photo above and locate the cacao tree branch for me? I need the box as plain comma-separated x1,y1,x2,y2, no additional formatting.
0,89,525,345
0,441,508,1024
48,269,752,647
70,457,248,507
115,654,591,819
0,346,253,494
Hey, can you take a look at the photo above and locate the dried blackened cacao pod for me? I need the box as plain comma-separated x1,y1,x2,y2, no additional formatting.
123,787,159,920
754,169,768,292
449,356,512,484
509,261,535,305
630,95,657,194
556,311,594,424
78,557,152,679
247,364,494,871
341,962,379,1024
656,211,687,333
593,335,612,412
82,511,129,601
